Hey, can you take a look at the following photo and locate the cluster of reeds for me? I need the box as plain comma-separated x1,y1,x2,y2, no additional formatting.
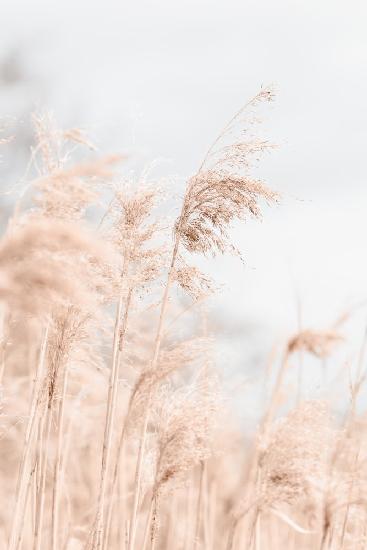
0,92,366,550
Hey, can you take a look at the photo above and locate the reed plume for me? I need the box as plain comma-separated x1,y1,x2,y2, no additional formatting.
149,373,222,548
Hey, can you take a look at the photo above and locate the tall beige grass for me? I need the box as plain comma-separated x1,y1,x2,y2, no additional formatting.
0,91,365,550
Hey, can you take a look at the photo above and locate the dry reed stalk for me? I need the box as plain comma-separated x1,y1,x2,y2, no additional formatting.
128,406,152,550
260,349,290,438
207,479,217,550
31,458,38,538
101,287,134,549
226,503,256,550
104,433,127,549
105,434,126,547
51,367,69,550
103,425,128,548
51,386,83,548
33,403,53,550
184,479,195,550
150,495,160,550
167,494,180,549
19,456,37,550
91,290,125,550
246,506,259,550
124,520,130,550
339,447,360,548
141,496,154,550
8,324,49,550
46,309,99,549
255,511,261,550
194,454,208,550
116,467,124,549
194,312,211,550
33,409,46,546
94,184,162,550
320,522,331,550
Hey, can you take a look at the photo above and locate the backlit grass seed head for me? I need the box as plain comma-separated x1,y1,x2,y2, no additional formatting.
288,329,343,359
31,112,120,221
173,259,215,300
32,112,101,173
177,171,278,256
152,373,222,497
259,401,332,508
103,182,167,295
46,306,93,407
0,220,109,316
105,181,161,251
175,87,278,257
127,337,212,432
213,140,276,173
33,155,121,222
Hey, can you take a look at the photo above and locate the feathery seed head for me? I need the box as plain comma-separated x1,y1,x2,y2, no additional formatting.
175,87,278,257
288,329,343,359
152,372,222,497
177,171,278,256
259,401,333,508
0,220,110,316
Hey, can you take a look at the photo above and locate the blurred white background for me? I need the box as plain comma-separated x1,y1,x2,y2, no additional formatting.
2,0,367,415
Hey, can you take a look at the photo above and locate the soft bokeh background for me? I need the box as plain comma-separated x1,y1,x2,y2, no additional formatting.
2,0,367,418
